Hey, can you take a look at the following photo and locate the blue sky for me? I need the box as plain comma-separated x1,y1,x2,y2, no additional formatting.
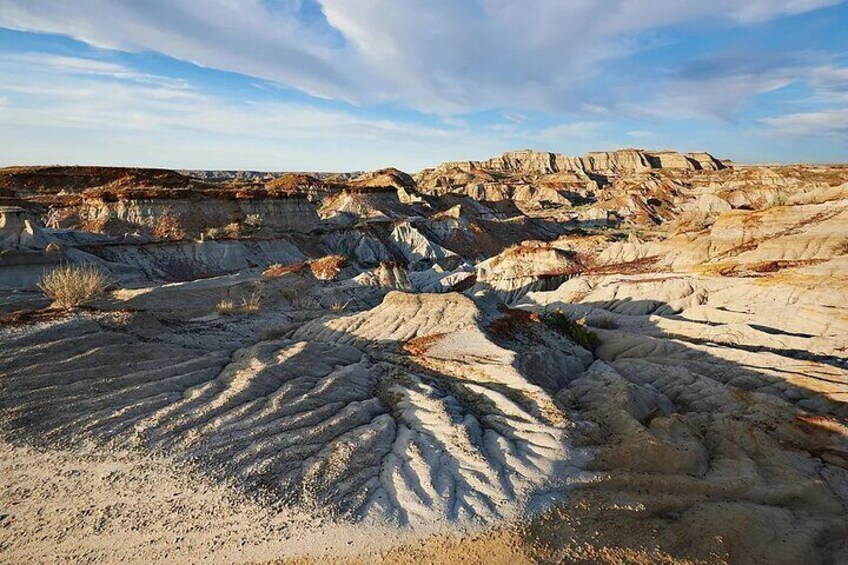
0,0,846,171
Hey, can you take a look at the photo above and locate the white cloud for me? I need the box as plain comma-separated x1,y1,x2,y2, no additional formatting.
0,0,842,114
620,68,801,121
0,52,613,170
730,0,841,22
761,108,848,138
809,65,848,103
0,0,360,101
757,64,848,139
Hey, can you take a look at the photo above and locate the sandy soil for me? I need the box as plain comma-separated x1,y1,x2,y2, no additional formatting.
0,440,433,564
1,438,728,565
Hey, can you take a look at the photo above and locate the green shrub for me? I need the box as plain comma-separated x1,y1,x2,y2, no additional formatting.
541,309,601,351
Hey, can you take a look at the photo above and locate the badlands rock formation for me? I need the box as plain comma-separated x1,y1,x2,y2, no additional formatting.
1,149,847,564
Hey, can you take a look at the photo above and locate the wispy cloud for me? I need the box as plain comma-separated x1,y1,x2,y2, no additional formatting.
0,0,843,114
761,108,848,138
0,51,614,169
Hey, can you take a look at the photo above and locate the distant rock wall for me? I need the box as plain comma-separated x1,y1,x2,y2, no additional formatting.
429,148,726,178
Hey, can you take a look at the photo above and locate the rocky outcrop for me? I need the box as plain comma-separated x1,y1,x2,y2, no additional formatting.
422,148,725,180
0,206,48,249
472,243,583,302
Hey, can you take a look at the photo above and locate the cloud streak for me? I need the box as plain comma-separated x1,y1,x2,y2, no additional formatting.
0,0,843,114
0,52,613,170
761,108,848,138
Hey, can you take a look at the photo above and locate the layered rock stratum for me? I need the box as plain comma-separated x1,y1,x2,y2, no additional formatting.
1,148,847,564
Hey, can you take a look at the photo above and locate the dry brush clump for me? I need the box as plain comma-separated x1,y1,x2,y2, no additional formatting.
403,333,447,356
244,214,263,229
486,308,541,342
39,264,109,310
215,291,262,315
329,301,349,313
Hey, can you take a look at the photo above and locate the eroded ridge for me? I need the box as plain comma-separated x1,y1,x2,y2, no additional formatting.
0,292,592,527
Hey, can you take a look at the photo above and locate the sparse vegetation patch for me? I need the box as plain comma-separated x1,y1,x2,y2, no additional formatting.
215,291,262,315
541,309,601,351
39,264,109,310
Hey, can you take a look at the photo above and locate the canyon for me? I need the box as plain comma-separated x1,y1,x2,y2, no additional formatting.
1,148,847,564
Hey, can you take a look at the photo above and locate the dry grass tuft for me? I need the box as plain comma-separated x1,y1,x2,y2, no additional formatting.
329,301,349,313
244,214,263,229
204,222,241,240
216,291,262,315
39,264,109,310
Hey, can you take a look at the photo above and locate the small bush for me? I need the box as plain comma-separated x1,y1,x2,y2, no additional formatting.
541,310,601,351
204,227,225,240
487,308,539,341
329,300,349,313
216,291,262,315
244,214,263,229
39,264,109,310
224,222,241,238
205,223,241,240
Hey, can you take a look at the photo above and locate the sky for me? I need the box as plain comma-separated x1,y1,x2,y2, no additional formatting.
0,1,846,172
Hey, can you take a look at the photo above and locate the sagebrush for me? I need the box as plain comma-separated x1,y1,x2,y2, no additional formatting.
39,264,109,310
